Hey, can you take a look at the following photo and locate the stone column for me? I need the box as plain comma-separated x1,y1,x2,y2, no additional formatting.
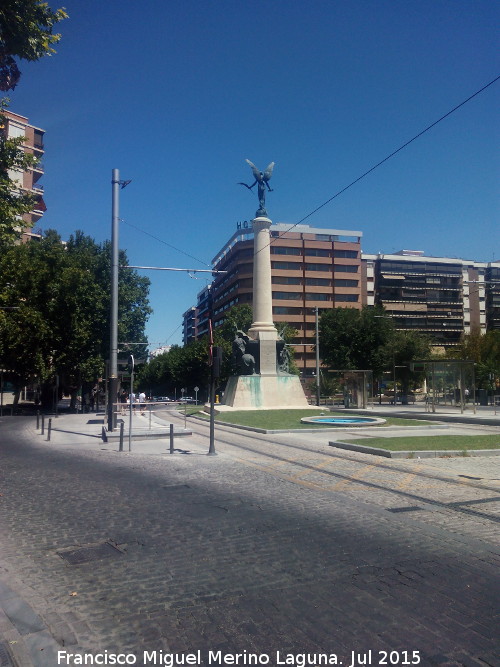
247,217,278,375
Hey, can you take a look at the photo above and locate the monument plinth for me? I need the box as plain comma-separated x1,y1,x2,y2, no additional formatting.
221,165,310,410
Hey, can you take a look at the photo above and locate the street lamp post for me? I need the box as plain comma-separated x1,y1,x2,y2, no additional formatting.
107,169,131,432
108,169,120,431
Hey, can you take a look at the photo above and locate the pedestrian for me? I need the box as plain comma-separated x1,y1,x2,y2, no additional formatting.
138,391,146,416
129,391,136,414
119,389,128,415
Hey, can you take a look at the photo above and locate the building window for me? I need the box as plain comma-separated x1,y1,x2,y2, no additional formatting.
304,248,330,257
305,293,332,301
273,306,303,315
334,279,358,287
305,278,331,286
305,263,331,272
272,261,303,271
273,292,302,300
336,294,358,302
333,250,358,258
272,276,301,285
271,247,301,255
334,265,358,273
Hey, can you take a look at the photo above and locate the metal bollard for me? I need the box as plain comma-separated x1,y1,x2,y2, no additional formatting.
36,410,40,429
119,421,124,452
41,414,45,435
169,423,174,454
47,418,52,441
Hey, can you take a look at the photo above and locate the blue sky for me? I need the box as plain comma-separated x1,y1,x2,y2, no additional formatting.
9,0,499,347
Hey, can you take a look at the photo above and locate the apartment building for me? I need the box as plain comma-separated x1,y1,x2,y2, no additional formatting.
362,250,499,348
2,110,46,240
485,263,500,331
186,223,363,375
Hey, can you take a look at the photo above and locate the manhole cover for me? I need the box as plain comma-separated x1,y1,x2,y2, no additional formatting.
57,542,123,565
0,642,14,667
387,506,423,513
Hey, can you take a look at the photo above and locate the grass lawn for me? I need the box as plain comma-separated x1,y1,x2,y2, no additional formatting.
186,408,433,431
345,434,500,452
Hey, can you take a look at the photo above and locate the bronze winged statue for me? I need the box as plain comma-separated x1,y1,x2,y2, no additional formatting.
238,159,275,217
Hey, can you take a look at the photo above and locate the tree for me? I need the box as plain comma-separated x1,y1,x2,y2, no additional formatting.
319,306,431,401
319,306,394,378
447,330,500,390
0,230,151,406
0,0,67,91
390,329,432,398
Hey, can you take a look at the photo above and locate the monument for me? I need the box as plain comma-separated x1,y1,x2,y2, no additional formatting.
220,160,309,409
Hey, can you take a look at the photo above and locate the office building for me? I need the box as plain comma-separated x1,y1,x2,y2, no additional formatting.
186,223,362,376
363,251,500,348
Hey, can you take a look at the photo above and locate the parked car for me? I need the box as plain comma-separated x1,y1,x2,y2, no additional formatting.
154,396,171,402
179,396,195,403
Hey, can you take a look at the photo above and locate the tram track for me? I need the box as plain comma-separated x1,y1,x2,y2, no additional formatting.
180,412,500,491
165,410,500,526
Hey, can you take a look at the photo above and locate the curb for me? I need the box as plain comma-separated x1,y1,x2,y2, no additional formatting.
329,440,500,459
189,414,451,435
0,578,78,667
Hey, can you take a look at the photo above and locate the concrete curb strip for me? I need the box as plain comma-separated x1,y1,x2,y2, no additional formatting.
329,440,500,458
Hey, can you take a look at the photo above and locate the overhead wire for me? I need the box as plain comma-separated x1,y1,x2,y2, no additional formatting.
121,75,499,271
259,74,500,251
121,219,212,268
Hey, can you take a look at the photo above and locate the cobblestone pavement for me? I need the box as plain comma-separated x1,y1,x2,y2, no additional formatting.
0,411,499,667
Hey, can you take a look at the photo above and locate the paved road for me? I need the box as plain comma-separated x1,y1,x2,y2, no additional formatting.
0,411,499,667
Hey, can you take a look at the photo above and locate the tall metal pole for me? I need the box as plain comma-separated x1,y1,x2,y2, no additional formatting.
108,169,120,431
315,307,320,406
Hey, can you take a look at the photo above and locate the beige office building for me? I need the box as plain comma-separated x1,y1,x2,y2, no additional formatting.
209,223,363,376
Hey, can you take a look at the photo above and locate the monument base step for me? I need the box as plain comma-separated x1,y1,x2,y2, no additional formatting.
220,374,311,410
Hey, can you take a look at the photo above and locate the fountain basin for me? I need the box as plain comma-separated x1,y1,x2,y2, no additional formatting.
301,415,386,426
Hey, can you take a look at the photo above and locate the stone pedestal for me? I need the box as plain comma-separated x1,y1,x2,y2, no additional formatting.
221,375,310,410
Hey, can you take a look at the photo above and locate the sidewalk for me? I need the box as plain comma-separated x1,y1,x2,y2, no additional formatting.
26,407,202,456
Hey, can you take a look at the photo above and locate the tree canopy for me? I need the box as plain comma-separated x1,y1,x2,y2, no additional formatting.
0,230,151,403
319,305,432,391
447,330,500,389
0,0,67,90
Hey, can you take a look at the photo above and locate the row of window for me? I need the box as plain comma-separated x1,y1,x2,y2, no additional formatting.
272,277,359,287
272,262,359,272
271,247,358,258
273,291,359,301
273,296,359,314
379,262,463,274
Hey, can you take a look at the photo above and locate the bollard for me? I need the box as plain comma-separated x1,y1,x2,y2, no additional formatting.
41,414,45,435
47,418,52,441
169,423,174,454
36,410,40,429
119,421,124,452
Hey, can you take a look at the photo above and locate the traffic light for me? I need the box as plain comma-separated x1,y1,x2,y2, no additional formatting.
213,346,223,378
